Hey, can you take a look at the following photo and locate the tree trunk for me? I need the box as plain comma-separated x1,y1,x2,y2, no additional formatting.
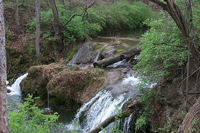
59,0,64,5
178,97,200,133
35,0,41,64
149,0,200,59
49,0,63,52
93,47,141,68
0,0,9,132
15,0,19,31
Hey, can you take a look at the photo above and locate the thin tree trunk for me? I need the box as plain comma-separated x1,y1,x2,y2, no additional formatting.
15,0,19,31
59,0,64,5
49,0,64,52
35,0,41,64
49,0,60,34
0,0,9,132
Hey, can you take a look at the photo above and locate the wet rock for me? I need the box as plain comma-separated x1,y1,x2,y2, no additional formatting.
101,46,115,59
75,42,92,64
7,89,11,93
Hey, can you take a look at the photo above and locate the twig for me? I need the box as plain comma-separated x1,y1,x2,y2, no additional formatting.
153,42,186,49
178,67,200,88
61,0,98,28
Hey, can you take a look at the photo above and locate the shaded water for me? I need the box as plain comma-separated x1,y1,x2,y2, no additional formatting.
7,29,148,132
93,28,147,46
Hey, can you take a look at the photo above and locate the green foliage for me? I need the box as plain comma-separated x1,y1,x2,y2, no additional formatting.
135,115,146,131
109,106,123,133
65,45,76,63
70,120,79,133
101,2,152,30
158,125,170,132
135,89,155,131
8,94,61,133
26,1,153,47
192,0,200,46
134,11,188,83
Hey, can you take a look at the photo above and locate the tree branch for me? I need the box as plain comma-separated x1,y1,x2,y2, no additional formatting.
61,0,98,28
153,42,187,49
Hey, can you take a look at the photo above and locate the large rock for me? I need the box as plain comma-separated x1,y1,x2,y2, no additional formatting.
21,63,105,104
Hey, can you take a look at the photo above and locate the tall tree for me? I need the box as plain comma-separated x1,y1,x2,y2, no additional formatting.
0,0,9,132
149,0,200,110
35,0,41,64
149,0,199,59
49,0,63,52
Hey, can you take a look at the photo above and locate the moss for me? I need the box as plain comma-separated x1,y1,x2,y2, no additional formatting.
92,42,105,51
49,97,65,105
65,45,76,63
97,77,105,87
100,48,107,55
21,63,105,105
113,49,124,55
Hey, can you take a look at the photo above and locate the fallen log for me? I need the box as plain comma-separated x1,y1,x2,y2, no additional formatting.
93,47,141,68
88,109,133,133
89,96,143,133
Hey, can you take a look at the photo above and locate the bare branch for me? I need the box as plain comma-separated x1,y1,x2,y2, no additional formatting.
153,42,187,49
62,0,98,28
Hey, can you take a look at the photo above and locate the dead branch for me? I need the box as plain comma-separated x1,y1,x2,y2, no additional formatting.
62,0,98,28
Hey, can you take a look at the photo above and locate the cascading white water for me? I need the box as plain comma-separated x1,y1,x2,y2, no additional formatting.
67,47,83,66
93,43,108,63
7,73,28,96
7,73,28,106
66,70,141,132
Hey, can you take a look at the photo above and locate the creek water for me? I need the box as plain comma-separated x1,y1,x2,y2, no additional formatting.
93,28,147,46
7,29,148,132
65,70,141,132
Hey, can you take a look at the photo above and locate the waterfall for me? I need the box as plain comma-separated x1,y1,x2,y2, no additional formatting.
93,43,108,63
7,73,28,106
7,73,28,96
67,47,83,66
66,71,141,132
93,50,101,63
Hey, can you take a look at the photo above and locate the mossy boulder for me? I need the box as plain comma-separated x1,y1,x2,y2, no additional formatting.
21,63,66,99
21,63,105,105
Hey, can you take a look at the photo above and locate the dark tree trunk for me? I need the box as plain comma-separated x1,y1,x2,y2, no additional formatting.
149,0,200,59
49,0,64,52
0,0,9,132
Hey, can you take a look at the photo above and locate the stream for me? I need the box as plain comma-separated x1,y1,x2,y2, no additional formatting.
7,29,148,132
7,69,142,132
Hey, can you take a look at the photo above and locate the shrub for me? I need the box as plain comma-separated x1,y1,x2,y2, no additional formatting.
8,94,61,133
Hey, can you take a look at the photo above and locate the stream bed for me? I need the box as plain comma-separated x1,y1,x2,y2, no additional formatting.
7,29,148,132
